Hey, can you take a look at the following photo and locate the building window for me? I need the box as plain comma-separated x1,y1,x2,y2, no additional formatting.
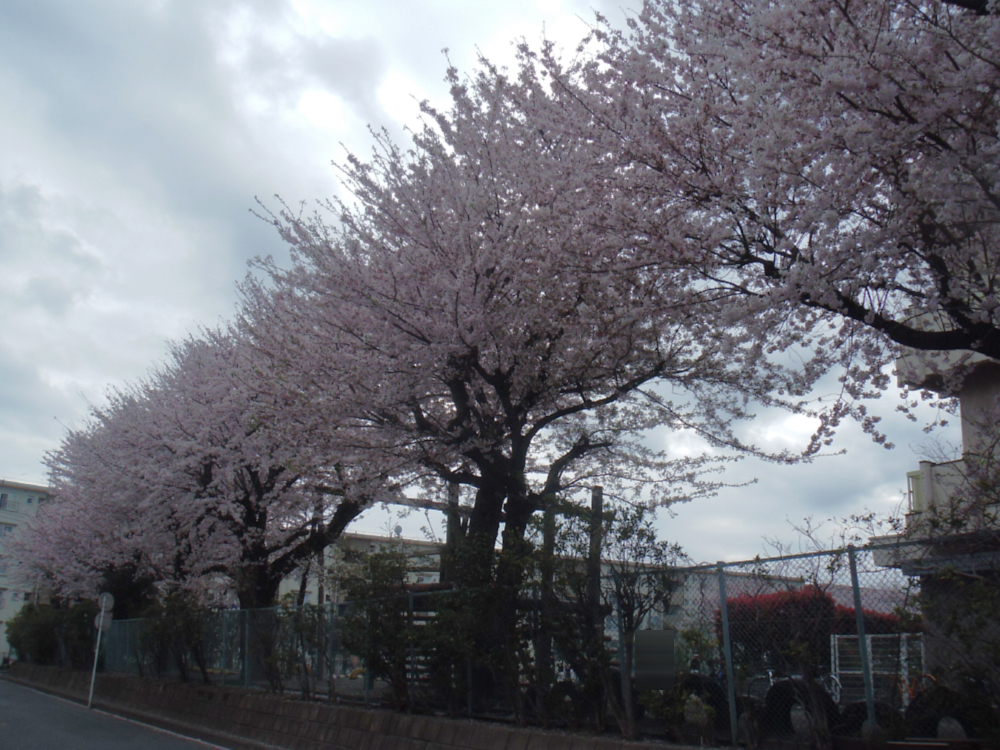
0,524,14,538
0,494,8,510
11,592,19,602
26,497,32,505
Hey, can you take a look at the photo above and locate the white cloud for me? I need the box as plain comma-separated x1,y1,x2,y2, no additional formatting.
378,69,431,129
297,89,350,132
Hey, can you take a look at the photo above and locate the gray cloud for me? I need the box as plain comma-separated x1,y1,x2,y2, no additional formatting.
0,342,79,485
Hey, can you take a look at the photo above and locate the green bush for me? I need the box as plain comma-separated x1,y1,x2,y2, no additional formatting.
336,548,413,709
137,594,210,683
6,604,60,664
6,600,98,668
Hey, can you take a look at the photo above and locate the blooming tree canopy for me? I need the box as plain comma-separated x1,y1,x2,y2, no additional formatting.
245,62,817,584
537,0,999,408
17,330,379,607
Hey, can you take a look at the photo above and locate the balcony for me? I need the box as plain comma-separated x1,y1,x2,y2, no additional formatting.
873,455,1000,573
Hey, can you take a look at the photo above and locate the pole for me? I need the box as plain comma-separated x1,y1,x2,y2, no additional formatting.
716,563,739,746
243,608,250,688
443,484,460,585
221,610,228,687
587,486,603,626
87,597,109,709
537,493,556,704
848,546,877,730
466,657,473,718
407,591,415,688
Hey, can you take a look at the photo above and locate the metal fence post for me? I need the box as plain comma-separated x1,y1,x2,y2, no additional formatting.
716,562,740,746
364,656,370,705
848,545,877,729
616,595,628,721
408,591,415,688
243,608,250,688
327,601,334,696
221,610,228,687
466,657,473,718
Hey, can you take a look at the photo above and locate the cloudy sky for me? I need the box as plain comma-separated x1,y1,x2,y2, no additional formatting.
0,0,959,564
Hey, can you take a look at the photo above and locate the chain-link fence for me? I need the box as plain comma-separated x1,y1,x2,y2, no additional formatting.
97,540,999,744
657,545,920,743
652,541,998,744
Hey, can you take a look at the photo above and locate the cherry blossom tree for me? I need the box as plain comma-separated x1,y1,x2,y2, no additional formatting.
244,62,817,587
17,330,379,608
535,0,999,409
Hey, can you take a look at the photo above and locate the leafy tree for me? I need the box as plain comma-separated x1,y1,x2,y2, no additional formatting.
541,501,687,739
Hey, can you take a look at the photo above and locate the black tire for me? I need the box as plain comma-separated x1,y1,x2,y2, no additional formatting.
763,678,839,737
904,686,975,739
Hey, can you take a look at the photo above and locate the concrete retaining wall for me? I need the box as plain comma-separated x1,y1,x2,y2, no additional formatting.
5,663,687,750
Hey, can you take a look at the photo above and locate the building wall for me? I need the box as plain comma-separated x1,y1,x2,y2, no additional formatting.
0,479,48,659
275,532,444,605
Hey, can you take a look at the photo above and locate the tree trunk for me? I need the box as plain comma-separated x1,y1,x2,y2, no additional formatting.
463,481,507,587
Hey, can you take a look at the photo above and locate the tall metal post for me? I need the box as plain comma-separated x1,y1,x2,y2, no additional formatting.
329,602,337,691
466,658,473,717
221,610,228,687
88,593,113,709
408,591,415,688
617,597,629,724
587,487,603,610
364,658,370,705
536,493,556,702
716,563,739,745
443,483,460,585
243,608,250,688
848,546,877,729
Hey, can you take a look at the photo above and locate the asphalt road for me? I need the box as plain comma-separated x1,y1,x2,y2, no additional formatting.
0,678,232,750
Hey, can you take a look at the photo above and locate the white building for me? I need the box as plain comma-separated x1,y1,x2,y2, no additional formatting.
276,532,444,605
872,349,1000,564
871,348,1000,679
0,479,49,660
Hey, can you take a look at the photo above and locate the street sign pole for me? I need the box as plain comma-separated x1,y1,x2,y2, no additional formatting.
88,592,114,709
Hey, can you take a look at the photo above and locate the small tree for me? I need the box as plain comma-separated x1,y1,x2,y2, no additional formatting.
602,505,688,739
549,501,687,739
334,547,413,710
137,594,211,684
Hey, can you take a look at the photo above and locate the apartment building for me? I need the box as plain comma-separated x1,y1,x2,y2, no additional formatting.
871,348,1000,678
872,349,1000,570
0,479,48,660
